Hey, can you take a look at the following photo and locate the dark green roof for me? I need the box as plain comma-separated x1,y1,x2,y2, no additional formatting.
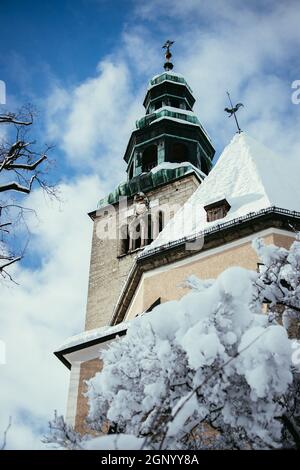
136,108,200,130
148,73,193,94
97,164,202,209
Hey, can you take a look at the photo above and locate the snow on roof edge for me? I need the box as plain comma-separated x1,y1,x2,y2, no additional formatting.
56,322,128,352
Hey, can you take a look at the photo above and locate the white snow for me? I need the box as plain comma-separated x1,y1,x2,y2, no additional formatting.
237,324,292,399
147,71,192,91
55,322,128,352
150,71,185,81
143,132,300,252
149,115,200,128
155,105,197,116
150,160,205,179
83,434,144,450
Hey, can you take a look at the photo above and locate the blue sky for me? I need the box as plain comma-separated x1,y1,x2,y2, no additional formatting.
1,0,132,91
0,0,300,449
0,0,136,192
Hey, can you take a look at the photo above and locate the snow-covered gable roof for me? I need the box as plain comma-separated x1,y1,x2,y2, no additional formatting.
143,132,300,251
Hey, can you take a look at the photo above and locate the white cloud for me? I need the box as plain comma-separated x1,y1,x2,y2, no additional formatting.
133,0,300,157
46,59,145,185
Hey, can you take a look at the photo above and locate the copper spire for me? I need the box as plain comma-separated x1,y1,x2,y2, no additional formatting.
162,40,174,71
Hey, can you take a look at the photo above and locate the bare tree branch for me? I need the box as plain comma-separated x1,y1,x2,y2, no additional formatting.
7,155,47,171
0,417,12,451
276,413,300,449
0,114,32,126
0,106,56,280
0,256,22,270
0,175,36,194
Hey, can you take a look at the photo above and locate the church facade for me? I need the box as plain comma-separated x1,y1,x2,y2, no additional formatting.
55,53,300,434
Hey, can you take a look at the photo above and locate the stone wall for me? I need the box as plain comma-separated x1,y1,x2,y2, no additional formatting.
85,173,199,330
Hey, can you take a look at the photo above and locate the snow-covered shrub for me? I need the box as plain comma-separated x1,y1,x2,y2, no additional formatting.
85,237,300,449
43,411,87,450
46,237,300,449
253,236,300,338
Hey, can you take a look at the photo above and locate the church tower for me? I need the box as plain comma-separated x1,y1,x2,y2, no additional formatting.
56,44,215,432
84,44,215,331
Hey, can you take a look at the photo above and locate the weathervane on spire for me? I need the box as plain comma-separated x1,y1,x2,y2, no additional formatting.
224,91,244,133
162,40,174,71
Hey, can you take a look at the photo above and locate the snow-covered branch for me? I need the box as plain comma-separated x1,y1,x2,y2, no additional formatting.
0,106,56,280
0,114,32,126
6,154,47,171
253,237,300,337
43,411,85,450
0,417,12,451
0,175,36,194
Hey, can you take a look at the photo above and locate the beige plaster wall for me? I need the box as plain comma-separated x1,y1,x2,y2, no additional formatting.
126,231,295,320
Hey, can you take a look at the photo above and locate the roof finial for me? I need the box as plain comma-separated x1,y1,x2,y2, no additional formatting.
225,91,244,134
162,40,174,71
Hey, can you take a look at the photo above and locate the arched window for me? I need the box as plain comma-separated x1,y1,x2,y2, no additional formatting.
132,222,141,250
147,213,153,244
170,142,189,163
135,223,141,250
158,211,164,233
142,145,157,173
120,225,130,255
128,163,134,180
150,210,164,241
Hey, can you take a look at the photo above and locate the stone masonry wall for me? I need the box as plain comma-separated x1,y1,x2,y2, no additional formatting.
85,173,199,330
